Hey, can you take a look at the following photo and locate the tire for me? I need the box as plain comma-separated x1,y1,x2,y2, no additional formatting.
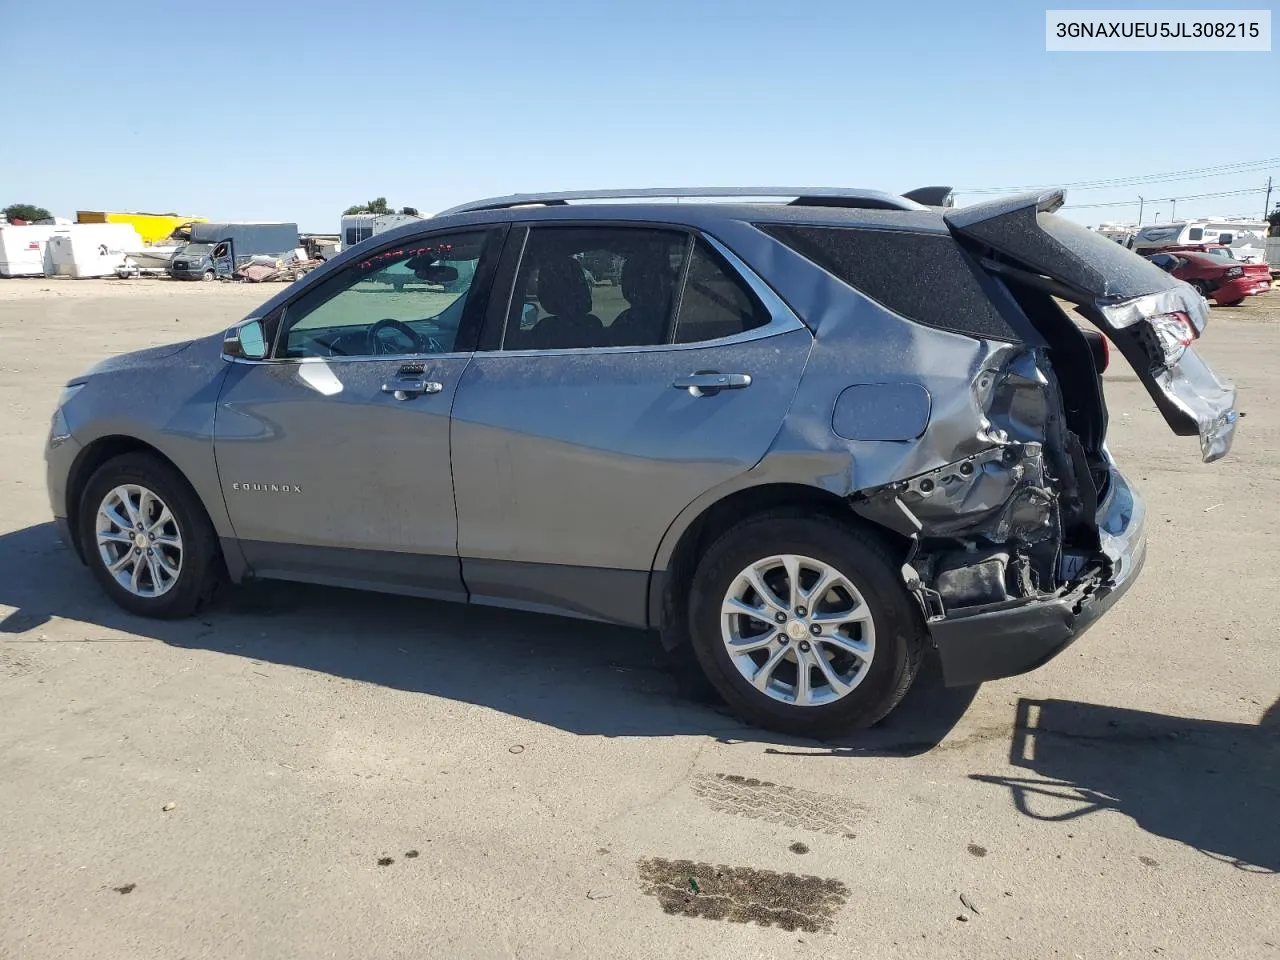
202,270,215,282
1217,299,1244,307
687,511,925,738
1190,280,1209,297
78,452,224,619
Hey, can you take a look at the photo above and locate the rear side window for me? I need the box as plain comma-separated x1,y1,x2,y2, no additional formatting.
504,226,688,350
1188,227,1204,241
502,228,771,350
674,240,771,343
760,224,1020,340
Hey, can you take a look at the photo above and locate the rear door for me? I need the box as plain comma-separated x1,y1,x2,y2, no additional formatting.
946,192,1237,462
449,223,813,625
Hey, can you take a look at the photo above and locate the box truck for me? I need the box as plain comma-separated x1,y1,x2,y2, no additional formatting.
168,222,300,280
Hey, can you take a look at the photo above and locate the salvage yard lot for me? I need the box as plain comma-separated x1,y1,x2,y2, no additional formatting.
1,278,1277,959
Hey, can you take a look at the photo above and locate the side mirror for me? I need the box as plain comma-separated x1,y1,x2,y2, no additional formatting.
223,318,268,360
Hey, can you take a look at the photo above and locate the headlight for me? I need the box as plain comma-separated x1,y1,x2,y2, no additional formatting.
57,383,85,408
1225,266,1243,279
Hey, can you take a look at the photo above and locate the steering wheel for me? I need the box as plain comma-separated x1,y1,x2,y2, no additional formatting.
366,318,424,356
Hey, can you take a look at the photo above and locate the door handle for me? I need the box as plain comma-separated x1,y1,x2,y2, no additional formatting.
381,379,443,400
672,372,752,397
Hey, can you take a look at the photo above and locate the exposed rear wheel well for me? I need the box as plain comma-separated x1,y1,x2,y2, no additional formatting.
655,483,912,648
65,437,191,561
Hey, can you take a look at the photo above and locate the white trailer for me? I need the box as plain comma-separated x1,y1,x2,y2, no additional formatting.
1130,218,1269,261
339,212,422,252
1265,236,1280,277
45,224,143,279
0,224,62,277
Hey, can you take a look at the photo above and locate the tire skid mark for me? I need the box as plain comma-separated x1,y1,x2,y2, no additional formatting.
638,857,848,932
691,773,864,837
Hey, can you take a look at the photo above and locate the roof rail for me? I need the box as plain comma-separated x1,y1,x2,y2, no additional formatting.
435,187,934,217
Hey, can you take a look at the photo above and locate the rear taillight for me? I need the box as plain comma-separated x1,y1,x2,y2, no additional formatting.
1083,330,1110,372
1149,310,1197,364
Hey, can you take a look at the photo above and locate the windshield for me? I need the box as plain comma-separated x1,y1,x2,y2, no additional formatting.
182,243,213,256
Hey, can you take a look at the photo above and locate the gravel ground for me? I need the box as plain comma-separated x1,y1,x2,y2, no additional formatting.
0,277,1276,960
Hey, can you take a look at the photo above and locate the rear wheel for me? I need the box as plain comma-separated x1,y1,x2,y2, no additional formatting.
78,453,223,618
687,512,924,737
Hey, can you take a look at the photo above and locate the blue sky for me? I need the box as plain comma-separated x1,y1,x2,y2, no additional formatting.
1,0,1274,231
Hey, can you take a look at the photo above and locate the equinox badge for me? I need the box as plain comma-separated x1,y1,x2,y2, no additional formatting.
231,482,302,493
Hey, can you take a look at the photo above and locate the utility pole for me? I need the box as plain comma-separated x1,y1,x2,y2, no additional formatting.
1171,199,1176,220
1138,195,1144,225
1264,176,1273,220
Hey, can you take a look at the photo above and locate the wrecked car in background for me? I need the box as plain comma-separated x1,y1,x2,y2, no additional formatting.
1145,248,1271,306
46,186,1236,737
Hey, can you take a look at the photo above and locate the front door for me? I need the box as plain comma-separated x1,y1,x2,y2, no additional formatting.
213,227,502,599
450,224,813,624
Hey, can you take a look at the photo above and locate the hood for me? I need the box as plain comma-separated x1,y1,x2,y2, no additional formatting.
80,338,198,379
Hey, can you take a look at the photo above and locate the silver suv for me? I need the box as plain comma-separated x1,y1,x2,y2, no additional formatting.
45,187,1237,736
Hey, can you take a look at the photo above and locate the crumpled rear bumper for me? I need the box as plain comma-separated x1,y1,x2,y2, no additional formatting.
930,465,1147,687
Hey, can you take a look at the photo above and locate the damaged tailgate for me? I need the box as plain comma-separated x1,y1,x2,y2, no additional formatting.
945,191,1237,462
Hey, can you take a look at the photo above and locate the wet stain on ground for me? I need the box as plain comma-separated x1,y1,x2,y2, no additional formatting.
637,857,848,932
789,842,810,855
112,883,136,895
404,850,419,859
1139,856,1159,868
967,843,988,857
690,773,864,838
377,857,394,867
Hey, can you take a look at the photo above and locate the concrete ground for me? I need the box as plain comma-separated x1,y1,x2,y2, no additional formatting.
0,277,1276,960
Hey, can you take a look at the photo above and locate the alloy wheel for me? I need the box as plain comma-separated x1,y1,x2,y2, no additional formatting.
95,484,184,598
720,554,875,707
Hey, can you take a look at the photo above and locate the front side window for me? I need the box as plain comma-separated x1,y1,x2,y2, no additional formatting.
280,231,487,359
502,227,772,351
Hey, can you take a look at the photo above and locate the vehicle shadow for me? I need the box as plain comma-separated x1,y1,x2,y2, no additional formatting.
0,521,976,753
972,697,1280,873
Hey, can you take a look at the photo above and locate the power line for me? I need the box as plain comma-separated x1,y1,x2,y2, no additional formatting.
957,157,1280,194
1062,187,1265,211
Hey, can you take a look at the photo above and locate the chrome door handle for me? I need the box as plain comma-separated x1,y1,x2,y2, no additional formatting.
381,379,443,400
672,372,752,397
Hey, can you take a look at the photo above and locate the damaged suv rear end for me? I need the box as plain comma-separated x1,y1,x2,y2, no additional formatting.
736,190,1235,718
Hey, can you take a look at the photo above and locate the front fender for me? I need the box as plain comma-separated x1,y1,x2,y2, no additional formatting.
59,335,236,540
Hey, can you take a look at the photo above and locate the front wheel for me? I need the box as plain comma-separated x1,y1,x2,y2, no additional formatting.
202,269,215,282
78,453,224,618
687,513,924,737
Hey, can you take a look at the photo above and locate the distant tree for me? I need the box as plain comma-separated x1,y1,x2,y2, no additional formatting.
342,197,391,216
1267,204,1280,237
4,202,52,223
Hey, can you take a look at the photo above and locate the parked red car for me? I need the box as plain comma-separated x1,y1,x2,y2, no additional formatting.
1145,250,1271,306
